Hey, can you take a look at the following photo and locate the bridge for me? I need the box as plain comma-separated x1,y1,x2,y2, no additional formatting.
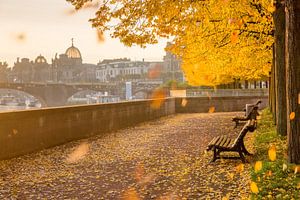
0,81,162,107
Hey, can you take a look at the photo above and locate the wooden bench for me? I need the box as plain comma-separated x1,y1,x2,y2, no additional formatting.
206,119,256,163
232,100,261,128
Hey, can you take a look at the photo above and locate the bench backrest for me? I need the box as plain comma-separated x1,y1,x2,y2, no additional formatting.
245,101,261,120
232,119,256,148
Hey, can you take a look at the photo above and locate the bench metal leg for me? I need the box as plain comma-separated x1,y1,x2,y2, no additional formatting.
241,141,253,156
211,148,220,162
238,148,246,163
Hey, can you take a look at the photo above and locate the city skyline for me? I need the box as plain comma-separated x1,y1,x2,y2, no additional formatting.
0,0,168,67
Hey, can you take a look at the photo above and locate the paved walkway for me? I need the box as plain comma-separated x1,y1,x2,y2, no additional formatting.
0,113,253,199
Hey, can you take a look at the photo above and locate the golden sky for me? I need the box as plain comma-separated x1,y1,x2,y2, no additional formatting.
0,0,167,67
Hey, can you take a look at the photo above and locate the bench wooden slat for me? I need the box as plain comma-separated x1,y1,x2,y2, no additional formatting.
216,136,227,147
224,138,232,148
219,137,229,147
208,136,220,146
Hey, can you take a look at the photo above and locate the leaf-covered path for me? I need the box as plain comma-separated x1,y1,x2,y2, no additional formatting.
0,113,253,199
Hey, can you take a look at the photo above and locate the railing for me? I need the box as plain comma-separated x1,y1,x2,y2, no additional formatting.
186,89,268,97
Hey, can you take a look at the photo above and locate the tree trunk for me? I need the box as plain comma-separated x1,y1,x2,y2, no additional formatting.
274,3,287,136
285,0,300,164
269,72,272,108
271,46,277,123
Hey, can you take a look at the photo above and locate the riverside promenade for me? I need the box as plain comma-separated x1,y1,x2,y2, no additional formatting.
0,112,253,199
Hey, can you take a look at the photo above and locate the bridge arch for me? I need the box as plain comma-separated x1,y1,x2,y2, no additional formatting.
0,88,47,107
132,88,154,99
67,89,104,105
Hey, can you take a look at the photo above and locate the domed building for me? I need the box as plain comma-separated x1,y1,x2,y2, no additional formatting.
33,54,50,82
51,39,96,83
35,55,47,64
9,39,97,83
66,43,82,59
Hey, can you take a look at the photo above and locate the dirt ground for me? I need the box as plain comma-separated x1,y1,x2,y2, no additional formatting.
0,112,254,199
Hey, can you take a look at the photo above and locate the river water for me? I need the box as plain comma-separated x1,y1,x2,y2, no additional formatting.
0,105,40,113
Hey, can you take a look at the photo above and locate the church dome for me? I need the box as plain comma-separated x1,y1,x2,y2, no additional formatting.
65,39,82,59
35,54,47,64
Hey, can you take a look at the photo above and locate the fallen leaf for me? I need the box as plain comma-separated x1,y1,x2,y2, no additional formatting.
254,161,263,172
208,106,215,113
181,98,188,107
228,172,234,180
250,181,259,194
135,163,145,182
122,187,140,200
150,89,165,109
148,64,162,79
12,129,18,135
139,173,156,185
268,145,276,161
96,29,105,43
66,142,90,163
231,31,238,44
282,163,288,171
266,170,272,177
236,163,244,173
12,32,27,43
289,112,295,120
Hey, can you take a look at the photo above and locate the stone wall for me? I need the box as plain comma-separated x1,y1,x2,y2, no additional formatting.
0,96,268,160
0,98,175,160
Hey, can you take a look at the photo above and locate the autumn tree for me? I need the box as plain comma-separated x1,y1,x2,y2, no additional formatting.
67,0,274,86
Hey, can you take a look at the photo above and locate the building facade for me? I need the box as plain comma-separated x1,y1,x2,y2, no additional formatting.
95,58,150,82
162,42,184,82
2,40,185,84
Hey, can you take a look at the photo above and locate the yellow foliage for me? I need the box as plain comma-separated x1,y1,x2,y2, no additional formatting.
68,0,274,86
